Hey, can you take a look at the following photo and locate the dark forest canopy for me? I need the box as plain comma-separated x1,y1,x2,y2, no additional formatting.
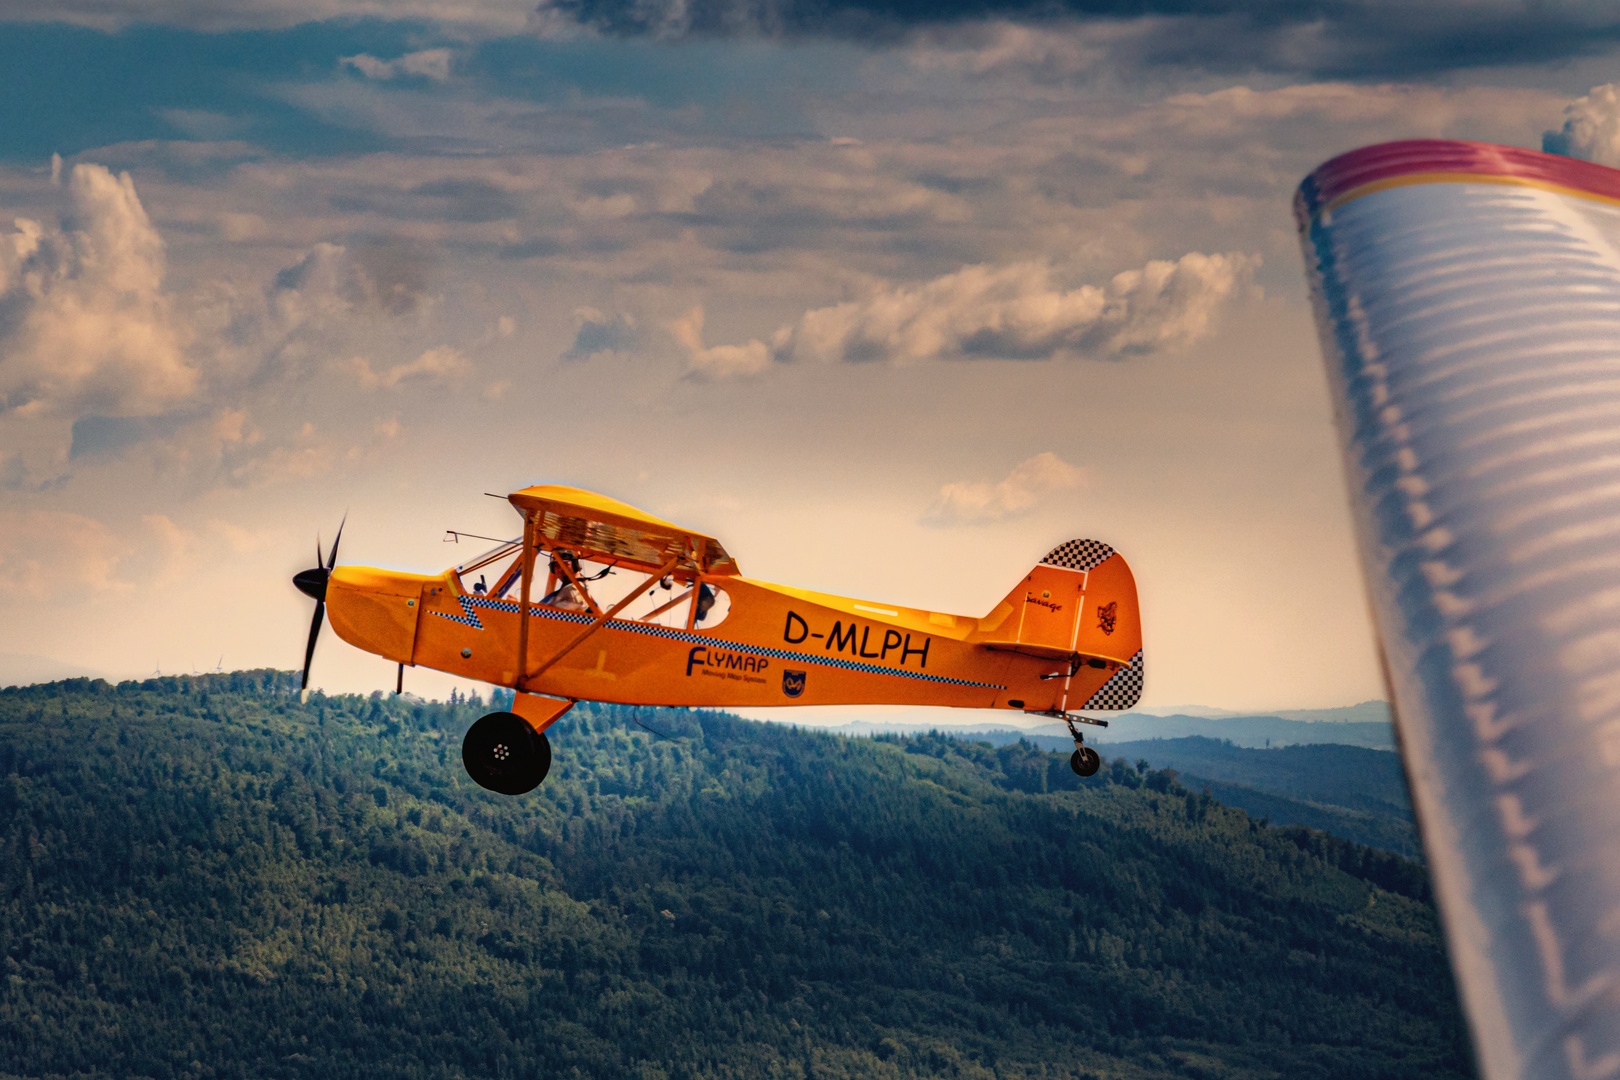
0,673,1471,1079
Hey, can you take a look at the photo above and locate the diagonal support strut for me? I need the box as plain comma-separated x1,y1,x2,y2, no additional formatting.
519,554,683,690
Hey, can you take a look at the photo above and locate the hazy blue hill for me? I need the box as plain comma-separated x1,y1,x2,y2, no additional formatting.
951,734,1419,858
1074,713,1396,750
822,710,1395,750
1270,702,1393,725
0,674,1469,1079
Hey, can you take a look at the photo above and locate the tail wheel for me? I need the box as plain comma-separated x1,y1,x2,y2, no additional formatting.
1070,746,1100,778
462,711,552,794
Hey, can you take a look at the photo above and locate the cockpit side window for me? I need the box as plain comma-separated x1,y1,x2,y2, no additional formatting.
454,543,732,629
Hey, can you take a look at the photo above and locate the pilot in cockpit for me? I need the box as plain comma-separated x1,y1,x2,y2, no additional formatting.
541,551,590,611
694,582,716,624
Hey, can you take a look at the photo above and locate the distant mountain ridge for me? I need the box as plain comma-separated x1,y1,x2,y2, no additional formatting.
1127,701,1391,725
815,711,1395,750
1270,701,1392,724
1052,712,1395,750
796,701,1394,749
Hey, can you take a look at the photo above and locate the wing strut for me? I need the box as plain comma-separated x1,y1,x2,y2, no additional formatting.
519,554,682,690
516,511,538,683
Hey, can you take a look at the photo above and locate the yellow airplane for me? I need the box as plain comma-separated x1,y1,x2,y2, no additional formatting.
293,486,1143,794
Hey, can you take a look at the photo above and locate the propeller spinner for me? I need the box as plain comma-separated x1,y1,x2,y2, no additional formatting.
292,519,343,694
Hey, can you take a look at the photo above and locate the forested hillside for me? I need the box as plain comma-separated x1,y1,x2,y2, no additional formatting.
951,733,1419,858
0,674,1471,1080
1078,738,1419,860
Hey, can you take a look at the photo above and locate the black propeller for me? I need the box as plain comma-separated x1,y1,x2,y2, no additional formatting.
293,519,343,693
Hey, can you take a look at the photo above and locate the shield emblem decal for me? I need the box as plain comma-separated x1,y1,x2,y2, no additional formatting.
782,670,806,698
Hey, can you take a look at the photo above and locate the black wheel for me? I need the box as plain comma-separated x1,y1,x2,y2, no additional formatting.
1070,746,1100,778
462,711,552,795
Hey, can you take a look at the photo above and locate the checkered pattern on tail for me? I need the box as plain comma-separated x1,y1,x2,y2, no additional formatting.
1080,649,1143,711
1041,539,1115,573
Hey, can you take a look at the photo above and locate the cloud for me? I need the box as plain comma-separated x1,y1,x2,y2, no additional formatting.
208,517,282,556
1544,84,1620,166
0,1,530,33
686,252,1257,376
0,157,489,480
563,307,637,362
0,509,130,598
69,413,187,459
0,508,194,598
271,240,432,321
341,48,455,81
922,452,1086,526
224,421,332,486
673,306,772,379
158,108,251,141
533,0,1620,77
349,346,471,388
0,163,197,419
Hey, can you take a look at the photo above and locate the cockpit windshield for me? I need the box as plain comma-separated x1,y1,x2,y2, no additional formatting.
453,539,522,598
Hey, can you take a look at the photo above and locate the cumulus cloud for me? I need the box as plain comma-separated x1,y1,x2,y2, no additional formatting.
225,421,332,486
271,240,432,322
0,509,197,598
673,306,772,379
683,252,1257,377
0,163,197,419
563,307,637,362
349,346,471,388
341,49,454,82
794,253,1258,363
0,509,130,598
922,452,1086,526
1544,84,1620,167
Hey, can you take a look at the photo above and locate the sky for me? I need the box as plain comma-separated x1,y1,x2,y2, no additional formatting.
4,1,1620,713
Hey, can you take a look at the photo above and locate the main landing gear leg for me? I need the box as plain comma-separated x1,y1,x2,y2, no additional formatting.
1066,717,1101,778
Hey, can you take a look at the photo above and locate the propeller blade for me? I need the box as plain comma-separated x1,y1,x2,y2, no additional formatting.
326,515,346,571
301,599,325,691
297,516,345,700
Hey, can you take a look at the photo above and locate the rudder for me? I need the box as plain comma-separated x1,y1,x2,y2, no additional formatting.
983,539,1144,711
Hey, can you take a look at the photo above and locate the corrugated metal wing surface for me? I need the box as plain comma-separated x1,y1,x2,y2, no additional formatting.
1299,140,1620,1080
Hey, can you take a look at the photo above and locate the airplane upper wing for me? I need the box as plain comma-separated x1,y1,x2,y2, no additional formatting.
507,485,739,577
1299,140,1620,1080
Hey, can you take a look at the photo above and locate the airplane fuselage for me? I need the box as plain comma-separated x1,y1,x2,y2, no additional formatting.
325,562,1136,715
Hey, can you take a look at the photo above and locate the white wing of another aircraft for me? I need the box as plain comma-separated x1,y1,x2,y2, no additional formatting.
1299,140,1620,1080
